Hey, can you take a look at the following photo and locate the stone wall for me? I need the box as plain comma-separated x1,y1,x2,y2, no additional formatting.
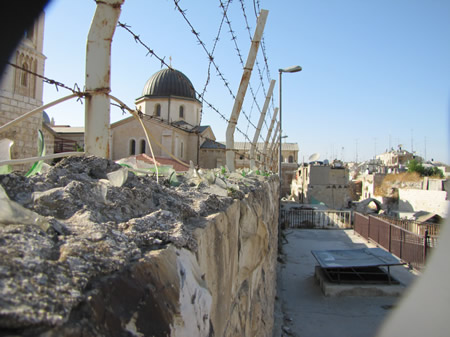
0,89,43,163
0,156,279,337
398,188,449,217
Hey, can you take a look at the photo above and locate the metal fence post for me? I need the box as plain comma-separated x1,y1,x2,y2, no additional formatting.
423,229,429,264
85,0,124,158
388,223,392,253
262,107,278,170
250,79,275,169
225,9,268,171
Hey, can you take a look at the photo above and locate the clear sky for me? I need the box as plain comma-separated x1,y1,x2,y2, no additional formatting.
42,0,450,164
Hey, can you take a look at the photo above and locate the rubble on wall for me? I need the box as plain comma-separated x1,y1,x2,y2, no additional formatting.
0,155,275,335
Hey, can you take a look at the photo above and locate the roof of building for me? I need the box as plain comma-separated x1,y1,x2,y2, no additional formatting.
135,154,189,172
42,111,50,124
192,125,209,133
200,139,226,149
141,68,196,100
218,141,299,151
51,126,85,134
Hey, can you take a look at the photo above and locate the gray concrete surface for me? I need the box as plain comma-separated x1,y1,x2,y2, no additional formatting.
273,229,417,337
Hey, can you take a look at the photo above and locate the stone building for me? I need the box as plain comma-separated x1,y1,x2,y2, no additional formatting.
228,141,299,196
292,160,350,209
376,147,415,172
0,13,50,165
110,68,219,168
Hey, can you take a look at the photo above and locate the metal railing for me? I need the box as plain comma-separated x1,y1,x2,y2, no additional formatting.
354,212,435,270
54,138,80,153
281,209,352,229
376,214,440,237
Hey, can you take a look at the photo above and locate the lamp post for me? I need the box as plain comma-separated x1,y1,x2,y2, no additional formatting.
278,65,302,199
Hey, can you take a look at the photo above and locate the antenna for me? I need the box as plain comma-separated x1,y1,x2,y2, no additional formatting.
374,137,377,158
424,136,427,161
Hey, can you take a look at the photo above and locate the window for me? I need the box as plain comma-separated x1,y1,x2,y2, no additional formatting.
281,155,284,163
21,63,28,87
257,155,261,161
129,139,136,155
289,155,294,163
240,155,244,160
25,23,34,40
140,139,146,154
155,104,161,117
180,141,184,158
179,105,184,119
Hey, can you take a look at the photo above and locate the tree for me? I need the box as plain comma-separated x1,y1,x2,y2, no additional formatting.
407,159,443,178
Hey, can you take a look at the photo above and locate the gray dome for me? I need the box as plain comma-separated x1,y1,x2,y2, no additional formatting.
142,68,196,99
42,111,50,124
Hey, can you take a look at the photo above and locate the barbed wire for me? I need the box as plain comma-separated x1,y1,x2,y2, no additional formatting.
173,0,260,134
172,0,235,100
116,21,266,158
218,0,264,131
8,62,85,102
199,0,230,117
237,0,267,98
237,0,273,131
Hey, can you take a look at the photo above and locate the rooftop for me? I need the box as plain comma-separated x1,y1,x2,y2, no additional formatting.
219,141,299,151
274,228,417,337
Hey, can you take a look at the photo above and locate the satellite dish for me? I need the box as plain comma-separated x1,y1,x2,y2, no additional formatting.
308,153,320,162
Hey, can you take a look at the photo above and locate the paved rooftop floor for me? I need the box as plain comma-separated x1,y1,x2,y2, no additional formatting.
273,229,417,337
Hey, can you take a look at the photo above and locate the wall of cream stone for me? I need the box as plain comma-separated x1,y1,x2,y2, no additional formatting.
0,13,46,168
111,117,198,164
187,176,279,336
136,96,201,127
398,189,449,217
199,148,225,169
96,175,279,337
131,176,279,336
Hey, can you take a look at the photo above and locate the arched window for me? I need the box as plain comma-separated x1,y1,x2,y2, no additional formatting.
289,155,294,163
26,24,34,40
155,104,161,117
140,139,146,154
21,62,28,87
179,105,184,119
129,139,136,155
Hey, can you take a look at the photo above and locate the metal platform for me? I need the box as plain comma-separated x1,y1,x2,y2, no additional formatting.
311,248,405,285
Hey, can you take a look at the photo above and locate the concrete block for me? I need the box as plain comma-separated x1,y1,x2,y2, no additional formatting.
314,266,405,297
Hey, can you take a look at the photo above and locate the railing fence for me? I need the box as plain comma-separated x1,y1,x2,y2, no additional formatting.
281,209,352,229
353,212,435,270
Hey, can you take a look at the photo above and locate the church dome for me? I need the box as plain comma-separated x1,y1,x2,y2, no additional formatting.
142,68,196,99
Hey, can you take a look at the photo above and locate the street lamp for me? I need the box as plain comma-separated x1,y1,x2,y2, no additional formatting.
278,65,302,198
